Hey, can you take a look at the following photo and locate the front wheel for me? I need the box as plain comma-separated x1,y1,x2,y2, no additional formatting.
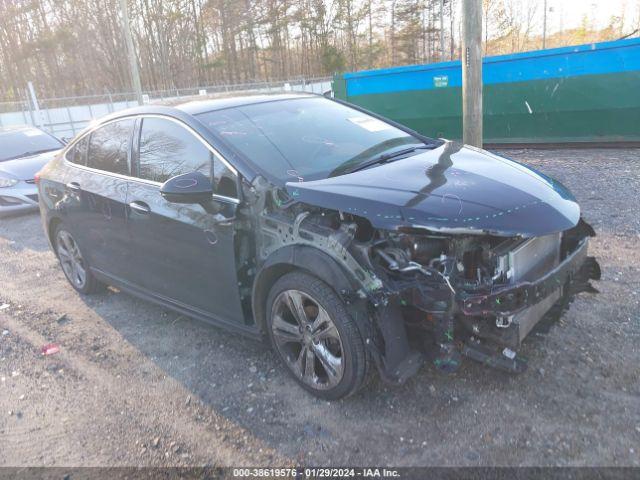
266,271,368,400
54,224,104,294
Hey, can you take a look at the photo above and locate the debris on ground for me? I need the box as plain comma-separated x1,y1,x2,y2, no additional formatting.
0,303,9,311
41,344,60,356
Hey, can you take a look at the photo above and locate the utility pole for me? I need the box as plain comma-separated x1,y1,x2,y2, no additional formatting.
27,81,44,127
440,0,446,61
462,0,483,147
119,0,143,105
542,0,548,49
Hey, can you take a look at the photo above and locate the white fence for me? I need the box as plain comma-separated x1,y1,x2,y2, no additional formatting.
0,77,332,140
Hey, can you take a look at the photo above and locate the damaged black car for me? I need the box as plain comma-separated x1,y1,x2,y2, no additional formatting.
37,93,600,399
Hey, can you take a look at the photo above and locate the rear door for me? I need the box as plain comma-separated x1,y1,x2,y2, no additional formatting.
63,118,135,280
125,116,246,324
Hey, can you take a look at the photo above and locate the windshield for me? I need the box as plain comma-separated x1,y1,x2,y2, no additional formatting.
0,128,63,162
197,97,432,183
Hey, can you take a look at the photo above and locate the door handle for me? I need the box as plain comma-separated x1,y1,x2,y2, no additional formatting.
66,181,81,191
212,215,236,227
129,201,150,214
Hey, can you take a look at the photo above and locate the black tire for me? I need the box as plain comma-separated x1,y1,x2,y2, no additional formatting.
266,271,368,400
53,223,104,295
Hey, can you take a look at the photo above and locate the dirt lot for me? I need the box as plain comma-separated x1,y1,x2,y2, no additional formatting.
0,148,638,467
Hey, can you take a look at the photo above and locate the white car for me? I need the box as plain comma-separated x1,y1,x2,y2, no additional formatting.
0,125,64,217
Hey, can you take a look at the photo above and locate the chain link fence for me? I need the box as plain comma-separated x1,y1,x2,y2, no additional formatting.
0,77,333,140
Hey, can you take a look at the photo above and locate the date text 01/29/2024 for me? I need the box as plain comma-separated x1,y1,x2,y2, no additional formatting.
232,468,400,477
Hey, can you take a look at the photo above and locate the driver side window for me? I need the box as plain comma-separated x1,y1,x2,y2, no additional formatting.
137,117,211,184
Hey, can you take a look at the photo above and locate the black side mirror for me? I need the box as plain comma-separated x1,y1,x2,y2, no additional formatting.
160,171,213,204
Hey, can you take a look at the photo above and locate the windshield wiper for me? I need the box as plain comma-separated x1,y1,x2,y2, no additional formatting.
342,144,434,175
1,148,57,162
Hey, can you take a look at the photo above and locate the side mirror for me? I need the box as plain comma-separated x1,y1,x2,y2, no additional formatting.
160,171,213,204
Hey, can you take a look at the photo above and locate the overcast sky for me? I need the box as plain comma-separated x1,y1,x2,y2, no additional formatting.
541,0,639,33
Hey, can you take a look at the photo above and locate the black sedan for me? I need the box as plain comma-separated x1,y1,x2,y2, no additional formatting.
37,94,599,399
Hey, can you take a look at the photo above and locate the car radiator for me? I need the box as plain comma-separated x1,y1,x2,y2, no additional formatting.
498,232,562,345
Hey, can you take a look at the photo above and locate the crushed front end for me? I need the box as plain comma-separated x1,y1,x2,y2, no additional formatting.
245,176,601,383
368,218,601,378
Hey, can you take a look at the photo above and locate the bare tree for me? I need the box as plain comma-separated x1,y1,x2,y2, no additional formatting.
0,0,632,101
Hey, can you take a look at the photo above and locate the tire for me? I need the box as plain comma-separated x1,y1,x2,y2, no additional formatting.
266,271,368,400
53,223,104,294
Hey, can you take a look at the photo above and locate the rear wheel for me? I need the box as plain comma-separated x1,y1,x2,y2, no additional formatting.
266,271,368,400
54,224,104,294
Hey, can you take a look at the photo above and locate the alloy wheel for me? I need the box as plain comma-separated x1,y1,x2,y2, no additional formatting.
56,230,87,289
271,289,345,390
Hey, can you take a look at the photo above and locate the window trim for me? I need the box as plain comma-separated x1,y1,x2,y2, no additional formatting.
67,134,89,166
86,117,135,177
62,113,240,204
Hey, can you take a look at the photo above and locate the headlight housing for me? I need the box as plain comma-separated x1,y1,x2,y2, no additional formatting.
0,177,19,188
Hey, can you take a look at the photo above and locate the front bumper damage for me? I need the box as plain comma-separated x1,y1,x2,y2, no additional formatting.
459,237,600,348
457,238,600,372
460,237,595,318
361,222,601,382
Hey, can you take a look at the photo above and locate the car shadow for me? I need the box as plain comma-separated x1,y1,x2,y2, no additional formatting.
0,211,51,253
76,284,525,465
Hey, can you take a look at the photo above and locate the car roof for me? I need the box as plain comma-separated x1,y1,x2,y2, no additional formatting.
176,92,318,115
88,92,320,126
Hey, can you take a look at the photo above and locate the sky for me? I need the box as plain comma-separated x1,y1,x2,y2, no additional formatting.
541,0,639,34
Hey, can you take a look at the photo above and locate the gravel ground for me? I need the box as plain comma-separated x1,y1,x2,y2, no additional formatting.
0,148,638,467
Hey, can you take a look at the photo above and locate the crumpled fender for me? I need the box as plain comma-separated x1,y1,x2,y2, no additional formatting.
251,244,365,333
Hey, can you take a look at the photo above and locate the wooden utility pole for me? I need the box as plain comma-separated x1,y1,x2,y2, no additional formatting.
542,0,548,49
440,0,445,61
119,0,143,105
462,0,483,147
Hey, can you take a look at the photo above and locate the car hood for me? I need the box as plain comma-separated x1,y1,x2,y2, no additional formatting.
285,141,580,237
0,150,60,180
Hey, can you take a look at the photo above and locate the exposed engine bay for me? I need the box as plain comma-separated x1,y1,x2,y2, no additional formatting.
239,177,601,384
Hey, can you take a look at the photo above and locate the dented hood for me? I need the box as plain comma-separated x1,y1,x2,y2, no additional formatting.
285,142,580,237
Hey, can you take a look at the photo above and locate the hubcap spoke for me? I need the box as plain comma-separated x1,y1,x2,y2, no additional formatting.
284,290,308,326
294,346,306,376
75,261,86,285
311,308,339,341
312,342,343,382
58,244,71,262
272,314,303,343
303,346,317,383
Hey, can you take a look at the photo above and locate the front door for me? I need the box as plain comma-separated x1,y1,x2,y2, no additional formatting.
125,116,246,324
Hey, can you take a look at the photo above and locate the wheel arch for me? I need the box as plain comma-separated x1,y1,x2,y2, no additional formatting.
252,245,363,334
47,216,63,249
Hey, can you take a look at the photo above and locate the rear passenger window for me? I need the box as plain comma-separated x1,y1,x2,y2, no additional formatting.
137,117,211,183
66,136,89,165
87,119,134,175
